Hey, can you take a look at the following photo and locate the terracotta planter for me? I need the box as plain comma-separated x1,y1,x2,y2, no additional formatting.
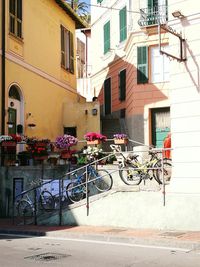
34,155,48,161
35,142,47,147
114,138,128,145
1,141,16,147
87,140,101,145
61,151,71,159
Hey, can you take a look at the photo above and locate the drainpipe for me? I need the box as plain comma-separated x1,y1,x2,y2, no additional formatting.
1,0,6,135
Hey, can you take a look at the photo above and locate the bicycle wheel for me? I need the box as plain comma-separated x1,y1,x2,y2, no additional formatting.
119,163,142,185
153,159,172,184
92,169,113,192
17,200,33,217
39,190,55,210
66,181,85,203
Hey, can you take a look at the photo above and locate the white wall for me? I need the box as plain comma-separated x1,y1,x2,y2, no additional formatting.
168,1,200,193
91,0,134,96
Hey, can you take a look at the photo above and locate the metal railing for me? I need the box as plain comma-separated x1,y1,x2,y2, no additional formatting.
12,153,116,226
138,5,168,27
11,139,172,225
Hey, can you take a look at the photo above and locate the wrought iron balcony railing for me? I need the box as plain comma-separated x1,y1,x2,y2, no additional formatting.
138,5,168,27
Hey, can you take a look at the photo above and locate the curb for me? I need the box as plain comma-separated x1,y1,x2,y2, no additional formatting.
0,228,45,237
1,228,200,251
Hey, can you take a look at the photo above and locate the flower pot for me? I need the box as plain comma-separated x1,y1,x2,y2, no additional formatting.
1,141,16,147
35,142,47,147
34,155,48,161
114,138,128,145
87,140,101,145
61,151,71,159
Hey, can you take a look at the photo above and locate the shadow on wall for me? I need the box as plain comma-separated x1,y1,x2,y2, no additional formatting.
184,43,200,93
97,54,169,143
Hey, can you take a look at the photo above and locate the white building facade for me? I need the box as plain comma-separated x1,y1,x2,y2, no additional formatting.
167,1,200,193
90,0,200,230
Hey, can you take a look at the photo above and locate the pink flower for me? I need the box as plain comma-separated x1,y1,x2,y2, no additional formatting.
84,132,107,142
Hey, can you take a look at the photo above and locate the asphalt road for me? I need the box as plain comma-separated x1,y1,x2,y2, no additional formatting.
0,234,200,267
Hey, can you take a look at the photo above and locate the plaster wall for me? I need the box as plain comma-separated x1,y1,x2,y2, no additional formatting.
167,1,200,193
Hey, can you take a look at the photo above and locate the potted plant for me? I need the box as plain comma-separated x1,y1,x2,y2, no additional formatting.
55,134,78,159
113,133,128,145
83,146,104,162
26,137,50,161
84,132,107,145
0,134,19,147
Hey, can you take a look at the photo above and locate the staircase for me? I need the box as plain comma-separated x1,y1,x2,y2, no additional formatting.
101,118,128,151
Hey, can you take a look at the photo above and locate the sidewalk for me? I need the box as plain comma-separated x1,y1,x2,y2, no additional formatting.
0,218,200,250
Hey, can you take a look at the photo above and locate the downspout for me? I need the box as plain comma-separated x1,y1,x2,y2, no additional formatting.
85,33,88,78
1,0,6,135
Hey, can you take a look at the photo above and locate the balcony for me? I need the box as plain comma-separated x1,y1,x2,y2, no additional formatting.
138,5,168,27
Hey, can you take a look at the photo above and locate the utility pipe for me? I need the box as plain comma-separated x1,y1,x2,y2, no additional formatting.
1,0,6,135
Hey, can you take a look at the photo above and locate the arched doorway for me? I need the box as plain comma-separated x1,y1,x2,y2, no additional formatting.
8,85,24,135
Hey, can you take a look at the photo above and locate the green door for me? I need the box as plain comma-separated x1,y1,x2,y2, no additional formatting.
151,107,170,147
8,108,17,134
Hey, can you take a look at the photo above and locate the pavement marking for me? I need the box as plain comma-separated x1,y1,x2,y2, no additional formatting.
40,236,190,252
0,233,189,252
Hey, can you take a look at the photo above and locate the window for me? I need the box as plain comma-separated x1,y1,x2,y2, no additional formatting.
119,69,126,101
64,127,77,137
97,0,103,3
147,0,167,25
151,46,169,83
137,46,148,84
61,25,74,73
9,0,22,38
103,21,110,54
9,85,21,101
119,6,127,42
76,38,86,78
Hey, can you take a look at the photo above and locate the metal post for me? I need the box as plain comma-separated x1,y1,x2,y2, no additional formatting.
158,22,161,53
12,196,15,225
34,188,37,225
59,178,62,226
161,149,165,206
86,165,89,216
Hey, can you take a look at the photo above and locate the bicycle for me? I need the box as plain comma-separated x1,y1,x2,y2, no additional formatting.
16,187,55,218
110,144,171,185
66,164,113,203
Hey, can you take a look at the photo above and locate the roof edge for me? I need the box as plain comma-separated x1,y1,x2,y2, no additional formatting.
55,0,88,29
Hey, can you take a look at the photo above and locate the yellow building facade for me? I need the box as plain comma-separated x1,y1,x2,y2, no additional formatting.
0,0,100,143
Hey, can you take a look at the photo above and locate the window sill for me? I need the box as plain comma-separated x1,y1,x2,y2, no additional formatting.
9,32,24,44
61,66,74,75
101,50,113,61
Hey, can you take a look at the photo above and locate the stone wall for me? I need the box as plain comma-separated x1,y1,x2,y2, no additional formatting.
0,165,70,217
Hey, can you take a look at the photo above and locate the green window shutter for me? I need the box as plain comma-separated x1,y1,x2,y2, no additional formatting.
69,31,74,73
97,0,103,3
119,69,126,101
61,25,65,67
104,21,110,54
104,78,111,115
137,46,148,84
119,7,127,42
